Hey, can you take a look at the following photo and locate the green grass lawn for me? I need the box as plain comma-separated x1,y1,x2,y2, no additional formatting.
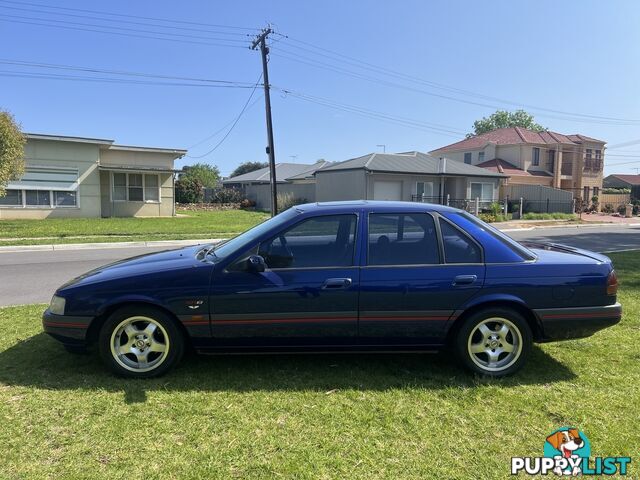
1,252,638,479
0,209,269,246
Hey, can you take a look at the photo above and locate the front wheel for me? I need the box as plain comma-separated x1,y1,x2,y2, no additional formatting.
98,306,184,378
454,308,532,377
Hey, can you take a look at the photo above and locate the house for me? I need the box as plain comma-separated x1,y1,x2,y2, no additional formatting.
0,133,186,219
604,174,640,200
430,127,606,202
314,151,505,206
222,160,331,208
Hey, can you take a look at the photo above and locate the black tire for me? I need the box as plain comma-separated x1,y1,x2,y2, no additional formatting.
98,305,184,378
454,307,532,377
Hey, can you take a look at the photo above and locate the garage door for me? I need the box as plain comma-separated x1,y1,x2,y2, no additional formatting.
373,180,402,200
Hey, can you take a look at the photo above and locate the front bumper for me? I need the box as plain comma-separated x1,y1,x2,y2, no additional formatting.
42,309,93,346
534,302,622,341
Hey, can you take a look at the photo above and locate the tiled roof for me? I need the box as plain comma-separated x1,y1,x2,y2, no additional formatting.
430,127,606,154
605,174,640,186
476,158,531,176
318,151,505,178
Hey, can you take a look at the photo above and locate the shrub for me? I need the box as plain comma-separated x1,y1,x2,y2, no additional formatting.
602,203,615,214
240,198,256,209
175,177,203,203
489,202,502,215
617,204,628,215
209,188,243,204
478,213,497,223
522,212,576,220
277,192,307,211
603,187,631,194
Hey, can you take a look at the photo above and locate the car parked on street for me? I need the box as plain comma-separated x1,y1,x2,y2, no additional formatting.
43,201,621,378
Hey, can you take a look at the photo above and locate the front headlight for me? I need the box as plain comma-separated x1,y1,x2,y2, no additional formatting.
49,295,66,315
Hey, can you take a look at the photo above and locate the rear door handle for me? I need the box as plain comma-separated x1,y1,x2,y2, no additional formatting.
452,274,477,286
322,278,352,289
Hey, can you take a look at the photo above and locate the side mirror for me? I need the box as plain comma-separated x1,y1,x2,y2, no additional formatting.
246,254,266,273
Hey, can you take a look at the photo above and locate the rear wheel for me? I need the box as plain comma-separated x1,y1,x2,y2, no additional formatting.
454,307,532,377
98,306,184,378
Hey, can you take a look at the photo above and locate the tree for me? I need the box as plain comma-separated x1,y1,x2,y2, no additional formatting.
180,162,220,188
175,176,203,204
0,110,26,197
230,161,268,178
469,110,545,137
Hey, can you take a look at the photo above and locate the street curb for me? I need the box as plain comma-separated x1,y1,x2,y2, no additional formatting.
0,238,224,253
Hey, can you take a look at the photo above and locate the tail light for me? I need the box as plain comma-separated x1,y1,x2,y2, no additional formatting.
607,270,618,296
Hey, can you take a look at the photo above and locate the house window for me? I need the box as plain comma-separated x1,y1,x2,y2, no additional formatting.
583,186,590,201
595,150,602,170
54,191,77,207
470,182,493,201
144,174,160,201
25,190,50,206
416,181,434,199
464,152,472,164
0,189,22,206
548,149,555,172
593,187,599,198
0,167,79,209
112,172,161,203
532,147,540,166
478,151,485,163
113,173,127,201
585,149,592,169
128,174,144,201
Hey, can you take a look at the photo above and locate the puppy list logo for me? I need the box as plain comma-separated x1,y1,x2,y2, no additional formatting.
511,427,631,476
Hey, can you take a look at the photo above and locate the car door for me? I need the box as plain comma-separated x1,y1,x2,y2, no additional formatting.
359,211,484,346
209,213,360,347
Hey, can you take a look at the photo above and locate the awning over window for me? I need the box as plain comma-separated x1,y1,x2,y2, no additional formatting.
99,165,179,174
7,167,78,191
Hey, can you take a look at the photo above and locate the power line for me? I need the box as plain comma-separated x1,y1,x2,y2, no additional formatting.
0,3,253,36
0,69,258,88
274,87,466,137
187,96,263,149
0,0,259,31
0,12,251,43
272,36,640,126
0,17,249,48
186,74,264,159
0,58,257,86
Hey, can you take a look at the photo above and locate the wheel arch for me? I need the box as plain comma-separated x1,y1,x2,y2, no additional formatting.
86,300,190,346
446,297,543,344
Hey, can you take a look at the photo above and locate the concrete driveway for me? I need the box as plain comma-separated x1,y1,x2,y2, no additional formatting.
1,224,639,307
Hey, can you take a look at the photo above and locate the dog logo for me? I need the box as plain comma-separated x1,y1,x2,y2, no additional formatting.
544,428,590,476
511,427,631,476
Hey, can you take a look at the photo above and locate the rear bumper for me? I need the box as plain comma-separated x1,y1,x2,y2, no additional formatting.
42,309,93,346
534,302,622,342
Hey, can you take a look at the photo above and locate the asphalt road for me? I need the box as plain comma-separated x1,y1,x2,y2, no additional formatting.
1,225,639,307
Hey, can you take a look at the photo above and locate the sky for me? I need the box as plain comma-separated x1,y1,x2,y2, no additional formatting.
2,0,640,176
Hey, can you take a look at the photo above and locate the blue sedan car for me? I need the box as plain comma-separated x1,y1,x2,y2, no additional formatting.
43,201,621,378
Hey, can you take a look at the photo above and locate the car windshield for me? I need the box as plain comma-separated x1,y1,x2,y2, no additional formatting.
207,208,300,261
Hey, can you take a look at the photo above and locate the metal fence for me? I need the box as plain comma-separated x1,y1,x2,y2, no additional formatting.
411,194,575,216
411,195,496,214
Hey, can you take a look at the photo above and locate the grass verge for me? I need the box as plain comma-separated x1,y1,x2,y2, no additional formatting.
0,251,638,479
0,209,268,246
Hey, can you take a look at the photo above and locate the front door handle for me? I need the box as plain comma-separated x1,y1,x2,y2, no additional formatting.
322,278,352,289
452,274,477,286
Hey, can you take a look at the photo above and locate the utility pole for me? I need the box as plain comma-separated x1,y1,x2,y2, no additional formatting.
251,26,278,216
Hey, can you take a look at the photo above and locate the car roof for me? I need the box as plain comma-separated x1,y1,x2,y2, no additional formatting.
293,200,462,215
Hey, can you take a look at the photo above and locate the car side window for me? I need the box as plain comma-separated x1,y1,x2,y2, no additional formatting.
368,213,439,265
439,218,482,264
258,214,357,269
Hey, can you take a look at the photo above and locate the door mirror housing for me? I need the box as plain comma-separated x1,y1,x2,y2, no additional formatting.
246,254,266,273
